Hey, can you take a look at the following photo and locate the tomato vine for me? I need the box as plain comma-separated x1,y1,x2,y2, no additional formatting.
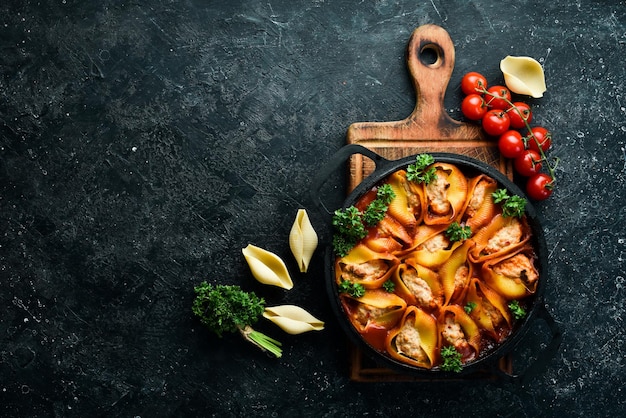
459,71,559,201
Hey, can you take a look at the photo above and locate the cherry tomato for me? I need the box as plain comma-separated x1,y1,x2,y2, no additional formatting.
461,72,488,95
481,109,510,136
507,102,533,129
498,130,525,159
514,149,542,177
461,94,488,120
527,126,552,153
526,173,554,200
485,85,512,110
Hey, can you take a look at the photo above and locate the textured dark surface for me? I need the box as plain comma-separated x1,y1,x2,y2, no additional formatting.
1,1,625,417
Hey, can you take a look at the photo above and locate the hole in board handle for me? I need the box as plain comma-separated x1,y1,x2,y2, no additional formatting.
419,44,443,67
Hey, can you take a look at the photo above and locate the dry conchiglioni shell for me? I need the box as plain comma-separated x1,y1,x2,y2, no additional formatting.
263,305,325,334
500,55,547,98
242,244,294,290
289,209,318,273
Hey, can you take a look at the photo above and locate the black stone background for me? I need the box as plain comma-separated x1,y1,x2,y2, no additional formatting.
1,0,625,417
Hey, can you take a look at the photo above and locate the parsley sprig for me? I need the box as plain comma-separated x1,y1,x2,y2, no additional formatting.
332,206,367,256
363,184,395,226
406,154,437,184
492,188,527,218
332,185,396,256
440,346,463,372
338,279,366,298
332,235,358,259
192,282,282,357
382,280,395,293
333,206,366,241
445,222,472,242
464,301,477,314
375,183,396,203
508,300,527,320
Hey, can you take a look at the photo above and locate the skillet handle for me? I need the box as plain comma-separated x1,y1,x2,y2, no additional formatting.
310,144,391,216
493,304,563,386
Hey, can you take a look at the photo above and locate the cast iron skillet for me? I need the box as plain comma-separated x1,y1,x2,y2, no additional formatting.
313,144,562,384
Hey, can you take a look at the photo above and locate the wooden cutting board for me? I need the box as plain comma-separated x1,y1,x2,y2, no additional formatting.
346,24,512,193
345,24,513,382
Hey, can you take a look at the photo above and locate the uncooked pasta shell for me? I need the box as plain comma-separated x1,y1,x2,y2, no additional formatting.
289,209,318,273
500,55,547,98
242,244,294,290
263,305,325,334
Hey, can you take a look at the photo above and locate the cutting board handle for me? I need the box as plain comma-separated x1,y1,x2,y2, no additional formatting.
406,24,456,128
347,24,483,142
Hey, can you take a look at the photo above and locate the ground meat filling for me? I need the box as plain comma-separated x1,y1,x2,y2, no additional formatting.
454,265,470,292
465,179,488,218
404,182,422,218
484,218,523,254
341,259,389,283
441,315,468,348
354,304,389,328
395,320,428,363
426,171,451,215
492,253,538,285
401,268,436,309
418,233,450,253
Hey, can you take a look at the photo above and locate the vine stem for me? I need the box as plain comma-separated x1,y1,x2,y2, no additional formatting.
477,87,558,184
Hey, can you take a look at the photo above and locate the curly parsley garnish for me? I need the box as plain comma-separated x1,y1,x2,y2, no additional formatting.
332,206,367,256
382,280,395,293
333,206,367,239
192,282,282,357
363,199,388,226
375,184,396,204
445,222,472,242
464,301,477,314
363,185,395,226
338,280,365,298
492,188,527,218
508,300,527,320
440,346,463,372
406,154,437,184
332,234,358,259
332,185,396,256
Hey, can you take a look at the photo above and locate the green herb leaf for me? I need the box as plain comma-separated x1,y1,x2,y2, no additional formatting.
492,188,527,218
363,185,397,226
192,282,265,337
332,206,366,239
332,206,368,255
333,185,397,253
332,234,357,257
338,280,365,298
445,222,472,242
464,301,477,314
502,195,527,218
382,280,395,293
406,154,437,184
508,300,527,320
414,153,435,170
376,184,396,204
191,282,282,357
492,188,510,204
440,346,463,372
363,198,388,226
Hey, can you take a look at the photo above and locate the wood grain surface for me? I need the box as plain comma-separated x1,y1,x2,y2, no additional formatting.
346,24,511,192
